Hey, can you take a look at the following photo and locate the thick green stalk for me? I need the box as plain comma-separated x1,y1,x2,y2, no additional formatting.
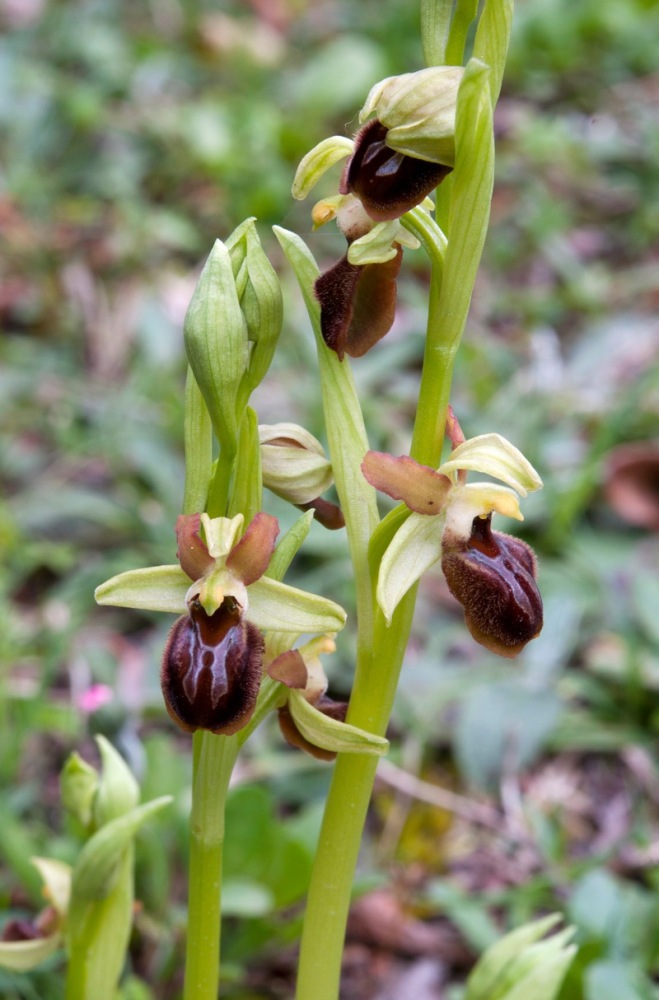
183,734,239,1000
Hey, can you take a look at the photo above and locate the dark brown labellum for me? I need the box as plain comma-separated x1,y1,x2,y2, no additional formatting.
441,515,543,658
341,119,452,222
278,696,348,761
161,597,264,735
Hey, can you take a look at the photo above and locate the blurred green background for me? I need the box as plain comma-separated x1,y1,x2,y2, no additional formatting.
2,0,659,997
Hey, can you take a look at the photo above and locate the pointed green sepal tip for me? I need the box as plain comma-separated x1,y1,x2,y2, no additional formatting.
92,736,140,827
288,691,388,756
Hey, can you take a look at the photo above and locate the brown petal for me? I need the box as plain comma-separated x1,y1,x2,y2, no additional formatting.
340,119,452,222
225,512,279,586
176,513,214,581
277,696,348,762
362,451,451,514
441,515,542,658
161,598,264,735
267,649,308,688
314,248,402,360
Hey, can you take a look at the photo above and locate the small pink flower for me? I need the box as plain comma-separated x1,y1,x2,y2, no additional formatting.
77,684,113,714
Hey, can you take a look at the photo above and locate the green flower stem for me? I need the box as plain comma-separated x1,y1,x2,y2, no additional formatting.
183,733,239,1000
291,59,497,1000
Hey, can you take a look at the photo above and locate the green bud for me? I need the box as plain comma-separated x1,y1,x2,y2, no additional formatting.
92,736,140,827
61,751,99,830
184,238,250,455
359,66,464,166
226,219,283,408
466,914,577,1000
259,423,333,505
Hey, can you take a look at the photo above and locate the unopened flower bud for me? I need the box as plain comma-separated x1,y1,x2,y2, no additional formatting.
226,218,283,403
441,514,542,657
259,423,333,504
184,222,282,455
161,596,264,735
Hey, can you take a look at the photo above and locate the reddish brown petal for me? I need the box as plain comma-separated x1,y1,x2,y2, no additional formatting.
441,515,542,658
176,513,214,581
314,248,402,360
277,696,348,762
161,598,264,735
340,119,452,222
297,497,346,530
225,512,279,586
267,649,308,689
362,451,451,514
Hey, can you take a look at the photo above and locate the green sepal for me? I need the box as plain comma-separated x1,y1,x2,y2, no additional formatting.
92,736,140,828
61,752,99,830
228,407,262,522
288,691,389,756
95,565,190,614
266,510,314,583
247,576,346,634
376,511,443,625
184,239,249,455
72,797,172,903
368,502,412,585
0,933,62,972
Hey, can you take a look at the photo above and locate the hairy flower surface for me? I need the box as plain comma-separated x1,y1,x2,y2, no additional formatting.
362,433,544,656
95,513,346,734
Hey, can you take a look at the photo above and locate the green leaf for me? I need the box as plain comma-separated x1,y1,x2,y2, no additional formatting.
233,220,283,403
288,691,389,756
94,565,189,614
247,576,346,634
61,752,99,829
466,915,573,1000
